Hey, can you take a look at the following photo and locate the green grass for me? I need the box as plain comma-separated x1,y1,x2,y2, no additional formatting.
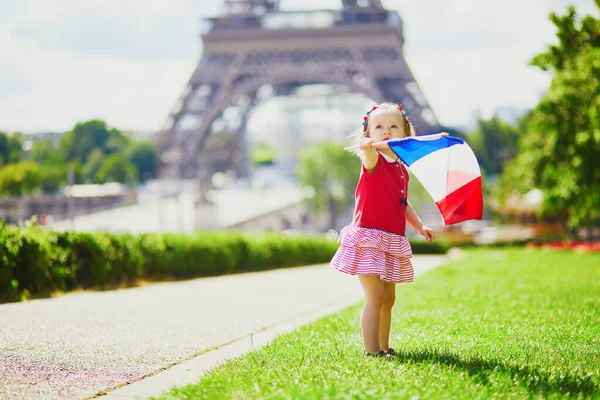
158,249,600,399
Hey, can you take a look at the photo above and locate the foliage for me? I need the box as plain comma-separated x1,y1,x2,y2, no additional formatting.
0,132,22,166
61,120,110,162
250,142,276,166
95,153,139,184
499,4,600,233
469,116,519,176
0,222,450,303
29,139,64,166
60,119,131,162
40,165,67,193
70,160,85,185
126,140,158,182
0,161,45,196
296,142,361,228
0,161,66,196
530,2,600,72
2,120,158,194
82,148,106,183
105,128,131,155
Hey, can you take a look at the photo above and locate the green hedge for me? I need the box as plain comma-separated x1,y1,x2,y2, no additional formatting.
0,223,448,303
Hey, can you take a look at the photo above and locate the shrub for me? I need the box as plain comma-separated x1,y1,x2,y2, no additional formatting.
0,225,448,303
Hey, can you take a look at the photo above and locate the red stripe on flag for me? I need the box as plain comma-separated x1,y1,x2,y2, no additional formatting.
436,176,483,225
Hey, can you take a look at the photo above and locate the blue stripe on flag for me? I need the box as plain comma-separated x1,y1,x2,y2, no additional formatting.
387,136,464,166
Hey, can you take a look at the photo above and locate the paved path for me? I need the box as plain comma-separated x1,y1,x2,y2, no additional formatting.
0,256,447,400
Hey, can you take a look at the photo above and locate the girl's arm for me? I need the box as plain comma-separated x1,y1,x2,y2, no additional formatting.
406,201,435,242
360,138,379,172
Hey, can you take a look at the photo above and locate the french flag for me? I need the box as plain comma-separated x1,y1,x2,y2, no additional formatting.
387,133,483,225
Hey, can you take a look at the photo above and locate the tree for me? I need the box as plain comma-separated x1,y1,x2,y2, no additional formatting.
469,116,519,177
126,141,158,182
29,139,64,166
106,129,131,155
95,153,139,184
0,160,66,197
40,166,67,194
296,142,360,229
82,149,106,183
0,132,22,166
0,161,45,196
60,120,128,162
61,120,108,162
499,3,600,235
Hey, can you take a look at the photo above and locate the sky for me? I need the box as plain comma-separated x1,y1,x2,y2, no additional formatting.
0,0,598,135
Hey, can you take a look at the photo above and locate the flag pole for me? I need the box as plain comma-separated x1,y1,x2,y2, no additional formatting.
343,142,388,151
343,132,449,151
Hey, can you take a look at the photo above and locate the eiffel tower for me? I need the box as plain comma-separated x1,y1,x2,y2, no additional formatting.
158,0,440,178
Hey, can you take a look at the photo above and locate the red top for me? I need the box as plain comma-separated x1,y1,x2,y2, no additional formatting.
352,152,409,235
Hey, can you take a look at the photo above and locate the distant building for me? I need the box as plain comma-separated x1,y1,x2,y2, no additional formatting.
122,130,158,141
494,107,529,125
23,131,63,146
19,132,63,158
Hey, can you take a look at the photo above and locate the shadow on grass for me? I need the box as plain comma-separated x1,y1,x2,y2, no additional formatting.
390,349,598,396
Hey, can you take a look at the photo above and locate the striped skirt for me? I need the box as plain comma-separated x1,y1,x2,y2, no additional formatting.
330,224,414,283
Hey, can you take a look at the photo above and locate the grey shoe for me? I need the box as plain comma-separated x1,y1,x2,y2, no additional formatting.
364,350,388,357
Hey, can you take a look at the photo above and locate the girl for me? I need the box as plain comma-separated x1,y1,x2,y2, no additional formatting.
330,102,436,357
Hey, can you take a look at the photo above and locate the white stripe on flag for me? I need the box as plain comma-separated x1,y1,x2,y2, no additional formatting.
409,143,481,202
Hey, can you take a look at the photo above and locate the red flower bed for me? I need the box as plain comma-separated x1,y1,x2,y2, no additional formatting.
527,241,600,253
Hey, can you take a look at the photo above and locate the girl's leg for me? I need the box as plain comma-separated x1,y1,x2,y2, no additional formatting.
379,282,396,351
357,274,385,354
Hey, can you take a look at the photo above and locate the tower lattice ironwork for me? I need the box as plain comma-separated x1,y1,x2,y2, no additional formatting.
158,0,439,178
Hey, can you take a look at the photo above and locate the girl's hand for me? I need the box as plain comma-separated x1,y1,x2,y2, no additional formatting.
360,138,374,150
418,225,435,242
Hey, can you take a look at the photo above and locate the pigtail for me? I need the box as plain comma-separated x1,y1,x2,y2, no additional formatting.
347,121,369,158
397,104,416,137
405,118,416,137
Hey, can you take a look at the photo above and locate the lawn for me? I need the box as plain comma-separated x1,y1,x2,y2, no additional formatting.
158,249,599,399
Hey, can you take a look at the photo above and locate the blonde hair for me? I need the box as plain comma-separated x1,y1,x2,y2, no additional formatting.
349,102,416,156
